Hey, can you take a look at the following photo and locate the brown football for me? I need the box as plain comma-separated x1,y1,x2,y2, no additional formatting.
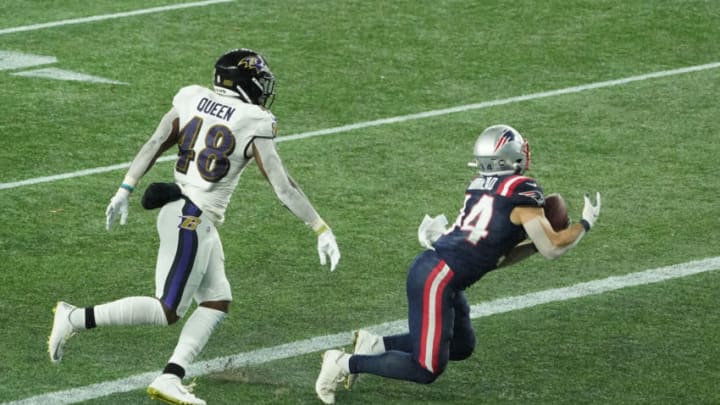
544,193,570,231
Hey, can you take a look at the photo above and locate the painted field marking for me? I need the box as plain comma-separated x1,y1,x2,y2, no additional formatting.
4,256,719,405
0,0,235,36
2,60,720,191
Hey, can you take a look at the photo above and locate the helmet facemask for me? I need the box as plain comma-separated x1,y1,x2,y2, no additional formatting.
252,72,276,108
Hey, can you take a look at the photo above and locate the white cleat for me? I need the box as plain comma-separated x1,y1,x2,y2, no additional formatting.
316,350,349,404
147,374,206,405
48,301,78,363
345,329,384,390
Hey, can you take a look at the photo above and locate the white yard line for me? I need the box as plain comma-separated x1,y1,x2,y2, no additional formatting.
2,61,720,191
0,0,235,36
4,256,719,405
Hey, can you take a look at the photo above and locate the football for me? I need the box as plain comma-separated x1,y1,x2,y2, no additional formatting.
544,193,570,231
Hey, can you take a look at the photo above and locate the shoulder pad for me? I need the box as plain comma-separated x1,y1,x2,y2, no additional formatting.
244,109,276,139
174,84,205,98
496,175,544,207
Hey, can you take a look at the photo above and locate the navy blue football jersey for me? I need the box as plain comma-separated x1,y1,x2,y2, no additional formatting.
433,174,545,287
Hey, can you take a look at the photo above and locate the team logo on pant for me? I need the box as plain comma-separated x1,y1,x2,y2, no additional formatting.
178,215,202,231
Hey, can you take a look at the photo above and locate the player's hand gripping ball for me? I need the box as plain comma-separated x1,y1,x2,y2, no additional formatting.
544,193,570,231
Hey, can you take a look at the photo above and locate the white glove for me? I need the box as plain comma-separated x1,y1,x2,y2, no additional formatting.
581,192,601,231
105,188,130,231
317,229,340,271
418,214,448,250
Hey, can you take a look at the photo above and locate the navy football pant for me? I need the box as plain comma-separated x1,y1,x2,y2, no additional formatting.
349,250,476,383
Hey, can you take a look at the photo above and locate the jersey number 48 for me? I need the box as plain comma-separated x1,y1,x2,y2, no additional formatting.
176,116,236,183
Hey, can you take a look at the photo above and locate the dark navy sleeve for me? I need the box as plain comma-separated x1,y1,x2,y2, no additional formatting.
496,176,545,207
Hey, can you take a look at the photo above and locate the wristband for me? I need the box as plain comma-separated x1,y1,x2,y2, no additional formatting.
120,183,135,193
313,221,330,236
580,219,591,232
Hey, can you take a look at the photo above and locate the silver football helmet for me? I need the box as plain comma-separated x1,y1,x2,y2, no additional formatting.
469,125,530,175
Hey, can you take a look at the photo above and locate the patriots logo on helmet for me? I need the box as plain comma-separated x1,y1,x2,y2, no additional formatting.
493,129,516,152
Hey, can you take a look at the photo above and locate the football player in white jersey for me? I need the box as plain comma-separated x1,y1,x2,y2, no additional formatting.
48,48,341,405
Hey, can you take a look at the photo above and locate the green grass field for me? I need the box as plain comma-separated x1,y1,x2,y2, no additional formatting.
2,1,719,404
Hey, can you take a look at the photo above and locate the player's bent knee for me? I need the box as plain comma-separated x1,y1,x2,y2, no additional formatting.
450,345,474,361
412,360,446,384
449,325,476,361
450,338,476,361
414,367,443,384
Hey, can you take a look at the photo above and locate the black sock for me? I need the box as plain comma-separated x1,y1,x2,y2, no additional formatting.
163,362,186,379
85,307,97,329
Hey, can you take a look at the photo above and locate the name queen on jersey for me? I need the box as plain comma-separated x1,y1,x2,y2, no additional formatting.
172,84,277,226
433,173,544,287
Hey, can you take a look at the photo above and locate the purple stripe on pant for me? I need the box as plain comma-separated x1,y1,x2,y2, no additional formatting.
162,199,202,311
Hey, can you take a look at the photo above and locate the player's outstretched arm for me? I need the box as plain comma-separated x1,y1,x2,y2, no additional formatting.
252,138,340,271
513,192,601,260
105,108,179,231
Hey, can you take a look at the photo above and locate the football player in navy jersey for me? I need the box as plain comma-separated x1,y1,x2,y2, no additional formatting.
316,124,601,404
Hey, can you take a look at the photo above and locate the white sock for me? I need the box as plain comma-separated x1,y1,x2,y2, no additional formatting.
90,297,168,327
168,306,226,369
68,306,86,329
339,353,351,373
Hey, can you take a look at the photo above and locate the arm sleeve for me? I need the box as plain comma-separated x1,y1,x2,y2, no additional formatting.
252,137,324,229
122,108,179,187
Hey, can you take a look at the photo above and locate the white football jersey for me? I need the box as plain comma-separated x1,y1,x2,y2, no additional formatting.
171,85,277,225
